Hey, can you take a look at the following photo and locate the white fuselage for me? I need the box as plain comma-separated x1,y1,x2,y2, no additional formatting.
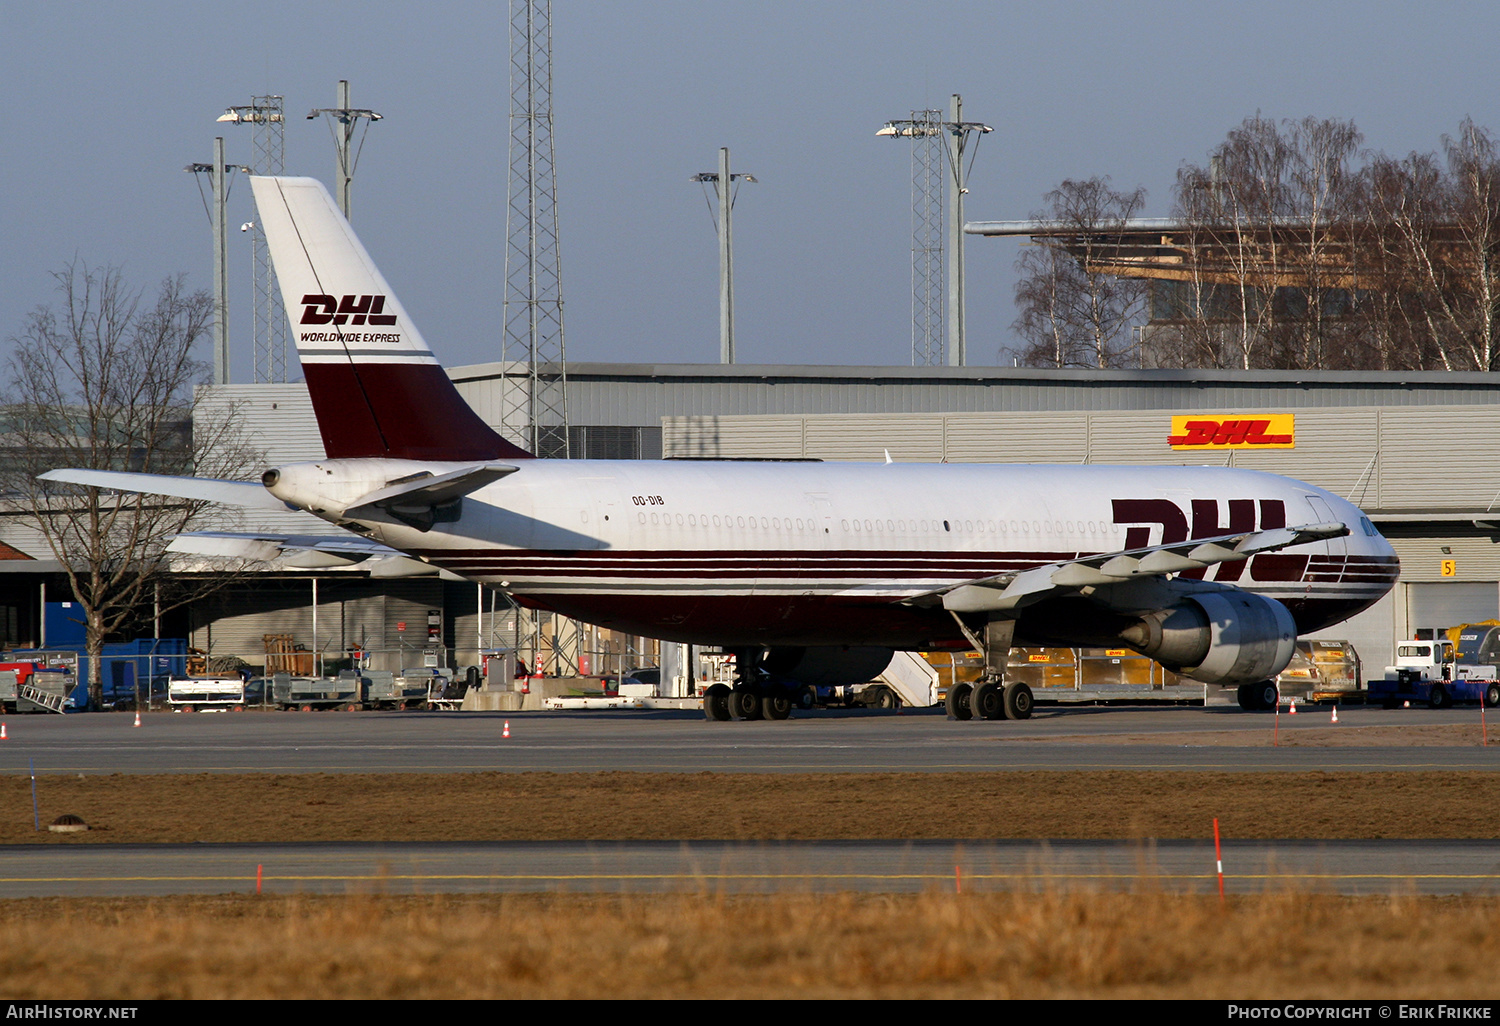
266,458,1399,649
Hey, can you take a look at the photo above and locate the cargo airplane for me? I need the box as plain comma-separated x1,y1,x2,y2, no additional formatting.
42,177,1400,721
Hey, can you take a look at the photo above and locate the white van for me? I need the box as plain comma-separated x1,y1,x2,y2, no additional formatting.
167,677,246,712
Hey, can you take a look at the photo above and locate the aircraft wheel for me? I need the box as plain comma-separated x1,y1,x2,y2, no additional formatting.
1486,684,1500,708
763,694,792,720
1429,683,1451,709
1236,684,1257,711
972,681,1004,720
1256,681,1279,711
1002,681,1034,720
730,687,763,721
703,683,733,721
945,682,973,721
795,685,817,710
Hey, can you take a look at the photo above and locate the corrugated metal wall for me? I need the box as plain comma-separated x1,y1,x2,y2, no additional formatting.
662,406,1500,517
449,362,1500,428
192,384,331,536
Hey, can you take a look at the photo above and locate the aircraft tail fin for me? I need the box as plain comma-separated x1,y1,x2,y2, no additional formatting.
249,176,531,462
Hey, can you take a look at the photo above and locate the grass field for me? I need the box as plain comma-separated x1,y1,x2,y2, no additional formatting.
1,891,1497,999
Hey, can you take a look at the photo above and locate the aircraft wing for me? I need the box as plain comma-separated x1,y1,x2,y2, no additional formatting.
917,521,1350,614
36,469,290,511
166,531,464,580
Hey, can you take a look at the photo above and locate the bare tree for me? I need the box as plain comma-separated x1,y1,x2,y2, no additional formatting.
1012,177,1147,368
1441,119,1500,370
4,262,257,707
1361,150,1453,369
1031,115,1500,373
1285,116,1362,368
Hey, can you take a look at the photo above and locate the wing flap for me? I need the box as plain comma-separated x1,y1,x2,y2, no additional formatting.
919,521,1349,614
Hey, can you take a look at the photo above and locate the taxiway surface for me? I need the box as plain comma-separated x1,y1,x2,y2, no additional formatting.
3,838,1497,897
2,704,1497,775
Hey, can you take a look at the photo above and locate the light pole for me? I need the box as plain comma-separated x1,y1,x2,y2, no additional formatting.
184,141,250,385
692,148,757,364
307,80,383,221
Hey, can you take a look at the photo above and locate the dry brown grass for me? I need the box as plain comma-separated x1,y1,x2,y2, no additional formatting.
0,891,1495,999
6,771,1500,843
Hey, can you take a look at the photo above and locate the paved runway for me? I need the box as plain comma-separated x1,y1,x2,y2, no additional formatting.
2,838,1497,897
1,703,1497,775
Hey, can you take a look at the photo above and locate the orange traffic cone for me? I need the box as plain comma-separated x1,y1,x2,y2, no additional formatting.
0,722,6,740
502,720,511,739
133,711,141,728
1331,705,1340,724
1289,700,1297,715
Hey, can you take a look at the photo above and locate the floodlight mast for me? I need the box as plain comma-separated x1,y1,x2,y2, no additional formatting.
878,94,991,366
691,148,758,364
219,95,290,383
307,80,383,220
184,140,250,385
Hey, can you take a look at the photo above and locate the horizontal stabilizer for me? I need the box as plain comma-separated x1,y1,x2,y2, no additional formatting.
165,531,462,578
167,531,401,563
37,469,289,511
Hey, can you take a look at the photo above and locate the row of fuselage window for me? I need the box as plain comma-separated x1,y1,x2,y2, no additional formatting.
634,510,1127,541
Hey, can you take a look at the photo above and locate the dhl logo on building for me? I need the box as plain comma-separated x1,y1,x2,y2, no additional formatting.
1168,414,1295,450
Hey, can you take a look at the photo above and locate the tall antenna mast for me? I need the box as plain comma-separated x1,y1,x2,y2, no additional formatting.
879,95,991,366
502,0,569,458
219,95,288,382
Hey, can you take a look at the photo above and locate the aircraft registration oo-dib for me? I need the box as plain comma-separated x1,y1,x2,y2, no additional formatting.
42,177,1399,723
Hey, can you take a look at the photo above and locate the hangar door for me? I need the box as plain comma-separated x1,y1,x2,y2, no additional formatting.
1406,582,1499,634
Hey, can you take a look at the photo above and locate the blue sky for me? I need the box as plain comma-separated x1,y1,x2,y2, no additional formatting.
2,1,1495,380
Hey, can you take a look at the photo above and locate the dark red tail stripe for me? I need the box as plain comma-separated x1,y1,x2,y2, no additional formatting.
303,361,531,461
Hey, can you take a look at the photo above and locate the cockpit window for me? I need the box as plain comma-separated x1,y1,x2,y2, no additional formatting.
1360,517,1378,537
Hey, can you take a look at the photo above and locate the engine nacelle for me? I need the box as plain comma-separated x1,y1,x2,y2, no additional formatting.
760,646,895,688
1118,591,1297,687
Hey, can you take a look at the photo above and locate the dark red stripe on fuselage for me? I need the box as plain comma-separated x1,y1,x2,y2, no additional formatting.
512,591,1382,648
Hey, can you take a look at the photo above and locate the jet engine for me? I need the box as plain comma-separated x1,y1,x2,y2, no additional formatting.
1117,591,1297,686
760,646,895,688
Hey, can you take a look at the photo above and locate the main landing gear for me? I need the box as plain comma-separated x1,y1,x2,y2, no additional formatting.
1235,680,1280,711
946,679,1034,721
945,616,1033,721
703,648,796,722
